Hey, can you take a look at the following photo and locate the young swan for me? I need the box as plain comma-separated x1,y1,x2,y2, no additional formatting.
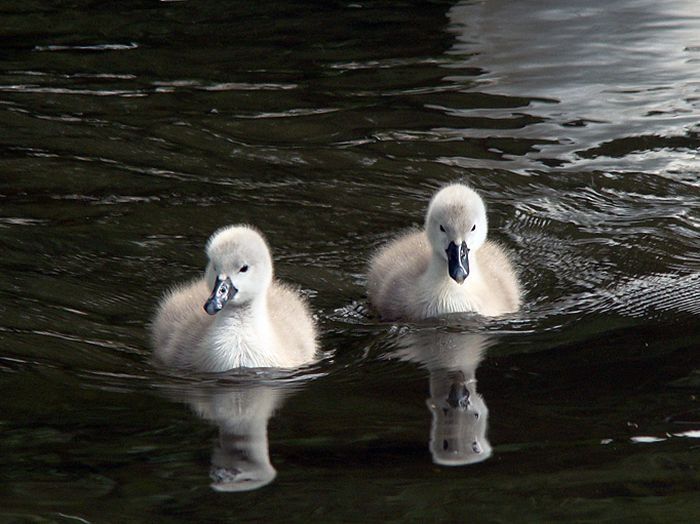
367,184,521,320
152,225,317,371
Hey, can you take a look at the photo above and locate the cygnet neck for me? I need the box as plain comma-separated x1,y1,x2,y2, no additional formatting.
216,291,271,329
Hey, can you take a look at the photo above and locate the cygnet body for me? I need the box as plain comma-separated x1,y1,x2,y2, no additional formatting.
368,184,521,320
152,225,317,371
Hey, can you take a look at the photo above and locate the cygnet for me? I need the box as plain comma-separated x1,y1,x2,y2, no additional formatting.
152,225,317,371
368,184,521,320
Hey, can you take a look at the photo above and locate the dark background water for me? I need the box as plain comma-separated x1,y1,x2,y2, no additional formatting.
1,0,699,522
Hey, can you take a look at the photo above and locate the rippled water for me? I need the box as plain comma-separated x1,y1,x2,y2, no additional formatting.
1,0,699,521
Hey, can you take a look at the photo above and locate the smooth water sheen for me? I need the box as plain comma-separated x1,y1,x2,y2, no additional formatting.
1,0,699,521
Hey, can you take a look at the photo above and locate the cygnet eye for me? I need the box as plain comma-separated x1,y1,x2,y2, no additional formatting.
471,224,476,232
239,265,249,273
439,225,446,232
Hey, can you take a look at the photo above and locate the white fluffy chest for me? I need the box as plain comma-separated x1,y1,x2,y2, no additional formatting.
417,276,491,318
197,315,277,371
423,287,481,317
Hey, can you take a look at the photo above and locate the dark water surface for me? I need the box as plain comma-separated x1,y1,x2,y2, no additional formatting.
2,0,699,521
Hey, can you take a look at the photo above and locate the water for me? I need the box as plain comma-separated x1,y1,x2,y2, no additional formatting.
1,0,699,521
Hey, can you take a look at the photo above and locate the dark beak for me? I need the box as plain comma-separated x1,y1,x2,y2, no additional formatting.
204,276,237,315
446,241,469,284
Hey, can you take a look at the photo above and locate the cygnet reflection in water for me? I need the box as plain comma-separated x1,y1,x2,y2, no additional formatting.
151,225,317,371
391,327,493,466
368,184,521,321
171,376,298,492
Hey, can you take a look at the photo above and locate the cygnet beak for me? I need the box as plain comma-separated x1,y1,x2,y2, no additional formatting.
446,241,469,284
204,275,237,315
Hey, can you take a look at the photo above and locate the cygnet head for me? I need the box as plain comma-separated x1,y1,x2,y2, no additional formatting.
424,184,488,284
203,225,273,315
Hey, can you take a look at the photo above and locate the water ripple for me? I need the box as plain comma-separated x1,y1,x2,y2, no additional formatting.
34,43,139,52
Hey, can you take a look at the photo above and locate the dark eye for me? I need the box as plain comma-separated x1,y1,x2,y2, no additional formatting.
471,224,476,232
439,225,445,232
240,265,249,273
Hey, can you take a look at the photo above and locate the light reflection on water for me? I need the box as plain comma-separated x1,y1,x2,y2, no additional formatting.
445,0,700,173
0,0,699,519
